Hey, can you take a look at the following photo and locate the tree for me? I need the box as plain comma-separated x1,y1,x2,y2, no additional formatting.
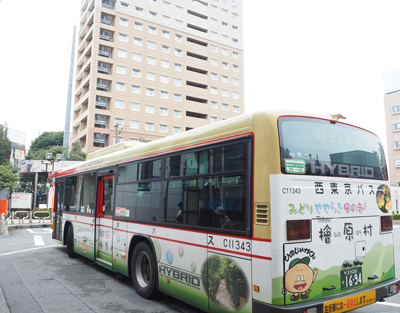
69,141,87,161
0,164,19,189
26,145,67,161
26,131,64,159
0,125,12,165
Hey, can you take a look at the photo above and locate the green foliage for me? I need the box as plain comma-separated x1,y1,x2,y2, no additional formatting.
69,140,87,161
0,164,19,189
27,131,63,159
26,145,67,161
0,125,12,166
223,258,249,309
392,214,400,220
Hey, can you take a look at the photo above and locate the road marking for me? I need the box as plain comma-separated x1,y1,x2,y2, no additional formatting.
34,236,45,246
0,245,59,256
27,229,52,234
376,301,400,308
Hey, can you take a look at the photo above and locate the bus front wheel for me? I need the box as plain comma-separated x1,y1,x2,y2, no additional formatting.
66,226,76,258
131,242,158,299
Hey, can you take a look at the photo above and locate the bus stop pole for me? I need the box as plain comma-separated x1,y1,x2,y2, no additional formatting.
0,213,4,235
33,172,38,210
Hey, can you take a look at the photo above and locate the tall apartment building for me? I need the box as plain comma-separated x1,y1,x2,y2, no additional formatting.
72,0,244,153
383,68,400,186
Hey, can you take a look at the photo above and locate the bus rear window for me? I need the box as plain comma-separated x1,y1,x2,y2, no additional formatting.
278,117,388,180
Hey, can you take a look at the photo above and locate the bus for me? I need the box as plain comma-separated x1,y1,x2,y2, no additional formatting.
50,110,399,313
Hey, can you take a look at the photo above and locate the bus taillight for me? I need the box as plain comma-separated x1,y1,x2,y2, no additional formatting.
381,215,393,232
287,220,311,241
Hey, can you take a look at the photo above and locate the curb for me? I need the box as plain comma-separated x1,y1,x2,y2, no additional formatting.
1,222,51,236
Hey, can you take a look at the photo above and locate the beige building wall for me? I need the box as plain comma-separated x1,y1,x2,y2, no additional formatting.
71,0,244,153
384,68,400,186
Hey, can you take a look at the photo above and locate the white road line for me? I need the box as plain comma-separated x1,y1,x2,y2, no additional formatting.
376,301,400,308
0,245,59,256
34,236,45,246
27,229,52,234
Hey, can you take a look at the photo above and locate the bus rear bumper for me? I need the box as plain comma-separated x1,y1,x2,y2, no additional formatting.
253,277,400,313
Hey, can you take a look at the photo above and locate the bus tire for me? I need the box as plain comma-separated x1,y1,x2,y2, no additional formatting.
131,242,158,299
66,226,76,258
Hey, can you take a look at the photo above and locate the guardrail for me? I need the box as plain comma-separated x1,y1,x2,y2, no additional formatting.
3,210,51,225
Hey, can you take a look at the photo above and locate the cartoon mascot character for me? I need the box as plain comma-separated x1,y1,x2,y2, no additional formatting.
282,256,318,301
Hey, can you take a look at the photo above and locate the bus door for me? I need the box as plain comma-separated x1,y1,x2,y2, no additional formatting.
54,182,65,242
96,175,115,266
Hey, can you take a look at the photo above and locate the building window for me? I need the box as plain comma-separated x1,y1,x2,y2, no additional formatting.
222,75,229,83
148,41,156,49
175,6,183,13
393,123,400,131
149,11,157,19
146,105,155,113
131,85,141,94
211,101,218,109
222,103,229,111
147,56,156,65
146,88,155,97
174,63,182,71
233,92,239,99
173,126,181,134
121,2,129,10
133,53,142,62
211,5,217,12
135,7,143,15
211,116,218,123
211,18,217,25
211,45,218,53
174,78,182,86
134,22,143,30
131,102,140,111
222,89,229,97
233,25,238,33
396,159,400,168
233,78,239,85
175,34,183,42
395,141,400,149
233,105,239,113
148,26,157,34
222,35,228,42
132,69,141,77
163,1,170,9
115,99,125,109
160,31,169,39
163,15,170,24
161,60,170,68
134,37,142,46
222,22,228,29
233,38,238,45
211,32,217,39
232,12,238,19
118,33,128,42
161,75,169,84
173,110,181,118
211,87,218,94
117,65,127,74
211,59,218,66
116,82,126,91
222,9,228,16
175,20,183,28
222,62,228,69
160,107,168,116
211,72,218,80
175,48,182,57
160,90,169,99
174,94,182,101
120,18,128,26
115,118,124,126
162,45,170,53
145,122,154,131
233,65,239,72
392,105,400,114
222,48,228,56
159,124,168,133
118,49,127,58
146,72,155,80
130,120,139,129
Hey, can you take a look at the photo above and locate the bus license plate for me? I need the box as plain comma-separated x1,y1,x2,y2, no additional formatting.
341,267,362,290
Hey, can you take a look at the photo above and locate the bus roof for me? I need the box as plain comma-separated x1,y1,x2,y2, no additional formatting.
55,110,352,177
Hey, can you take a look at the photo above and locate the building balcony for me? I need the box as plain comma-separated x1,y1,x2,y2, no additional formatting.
96,96,109,110
102,0,115,10
94,133,107,144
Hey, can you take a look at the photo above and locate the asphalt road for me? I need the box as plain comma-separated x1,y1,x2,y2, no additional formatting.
0,226,400,313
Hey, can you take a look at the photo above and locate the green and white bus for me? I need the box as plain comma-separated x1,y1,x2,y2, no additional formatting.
51,111,399,313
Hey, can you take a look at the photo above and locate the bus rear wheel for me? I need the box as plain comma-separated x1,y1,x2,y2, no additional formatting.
66,226,76,258
131,242,158,299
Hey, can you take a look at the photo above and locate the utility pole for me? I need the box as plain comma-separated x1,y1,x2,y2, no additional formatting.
113,123,124,144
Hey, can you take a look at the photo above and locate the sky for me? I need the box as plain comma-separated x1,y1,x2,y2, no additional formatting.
1,0,400,152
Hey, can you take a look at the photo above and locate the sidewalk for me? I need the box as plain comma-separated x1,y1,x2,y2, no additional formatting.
1,218,51,236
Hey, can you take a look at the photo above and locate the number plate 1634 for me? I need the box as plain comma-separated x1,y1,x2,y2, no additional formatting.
341,267,362,290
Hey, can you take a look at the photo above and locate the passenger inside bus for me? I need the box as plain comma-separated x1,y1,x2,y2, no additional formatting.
214,207,232,229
